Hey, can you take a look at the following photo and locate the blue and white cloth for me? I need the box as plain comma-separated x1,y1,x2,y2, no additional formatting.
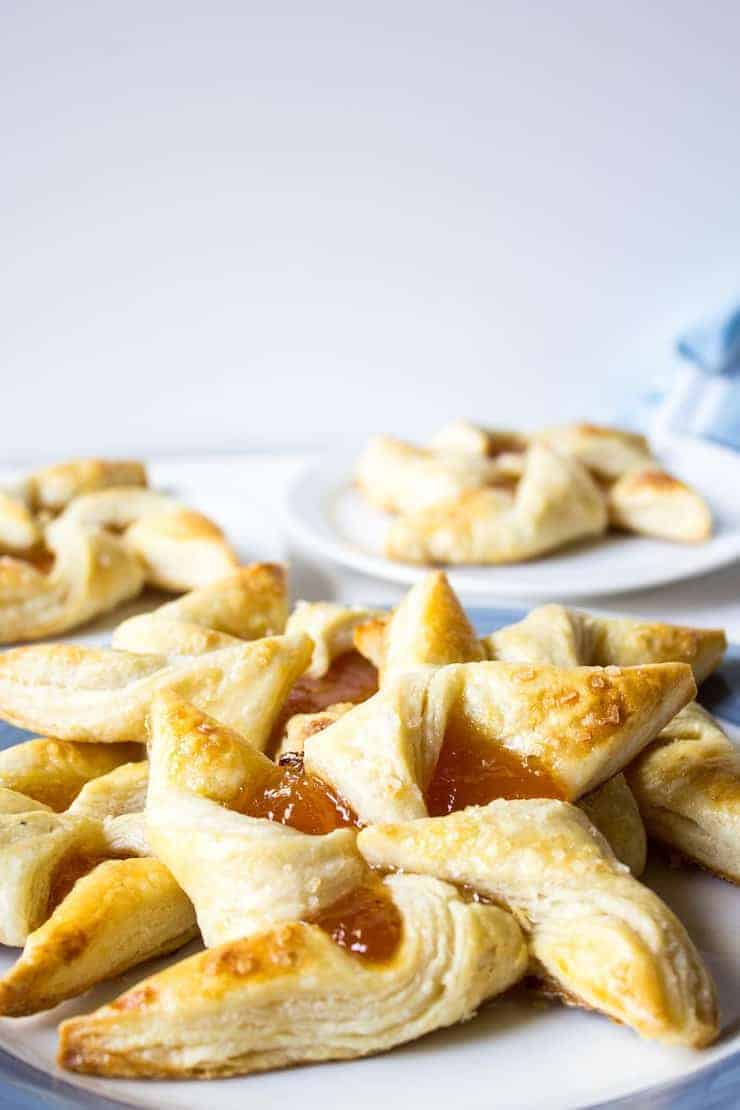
631,304,740,451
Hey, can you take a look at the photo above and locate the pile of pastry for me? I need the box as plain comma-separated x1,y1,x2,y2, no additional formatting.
0,457,239,642
355,421,712,563
0,562,736,1080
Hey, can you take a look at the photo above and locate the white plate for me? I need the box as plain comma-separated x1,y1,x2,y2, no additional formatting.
285,436,740,599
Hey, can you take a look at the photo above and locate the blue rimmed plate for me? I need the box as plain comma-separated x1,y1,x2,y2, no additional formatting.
0,607,738,1110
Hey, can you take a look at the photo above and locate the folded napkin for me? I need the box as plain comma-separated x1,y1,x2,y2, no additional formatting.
641,305,740,451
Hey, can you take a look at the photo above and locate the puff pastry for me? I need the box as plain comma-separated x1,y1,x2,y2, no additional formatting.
23,459,147,513
486,602,736,879
0,737,143,810
146,693,367,947
0,493,40,554
626,703,740,883
486,603,726,683
430,420,529,458
0,519,145,644
54,488,239,592
0,745,195,1014
274,702,354,759
359,799,717,1046
352,574,649,872
0,809,104,945
355,435,512,514
607,468,712,542
0,634,313,743
354,570,484,682
58,872,526,1079
285,601,384,678
0,857,196,1016
386,444,607,564
112,564,288,655
535,423,655,480
304,658,695,824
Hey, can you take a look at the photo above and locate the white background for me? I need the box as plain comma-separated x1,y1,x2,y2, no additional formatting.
2,0,739,460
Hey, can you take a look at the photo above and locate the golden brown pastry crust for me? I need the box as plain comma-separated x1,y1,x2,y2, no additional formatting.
0,634,313,743
0,738,144,810
0,521,145,644
627,703,740,882
0,493,40,554
285,601,385,678
0,857,196,1016
146,693,366,947
358,799,718,1047
305,659,695,821
112,564,288,655
386,444,608,564
23,459,147,512
607,468,712,542
57,873,527,1079
355,434,513,514
579,772,647,876
486,603,726,684
430,420,529,458
535,423,655,480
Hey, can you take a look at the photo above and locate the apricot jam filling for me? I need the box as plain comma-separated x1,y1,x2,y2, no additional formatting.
273,652,378,741
47,853,114,915
312,881,402,962
231,753,360,835
425,714,565,817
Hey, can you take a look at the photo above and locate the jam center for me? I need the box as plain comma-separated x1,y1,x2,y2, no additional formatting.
312,881,402,962
231,753,360,835
425,714,564,817
272,651,378,742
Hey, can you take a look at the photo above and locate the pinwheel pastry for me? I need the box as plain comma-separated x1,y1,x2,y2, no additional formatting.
0,738,196,1015
355,420,712,563
483,600,738,882
0,457,243,643
57,634,713,1077
386,443,608,564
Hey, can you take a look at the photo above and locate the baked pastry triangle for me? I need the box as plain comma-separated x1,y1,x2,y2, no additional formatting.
59,690,528,1078
305,657,694,823
0,519,145,643
487,603,737,880
358,799,718,1046
0,809,105,945
57,870,527,1079
535,423,655,480
626,703,740,883
22,459,148,513
430,420,529,458
351,575,649,873
112,564,288,655
0,857,196,1017
607,468,712,542
54,487,239,592
0,633,313,743
355,434,513,514
486,603,726,683
0,737,143,810
0,747,196,1015
386,444,608,564
68,761,149,821
285,601,384,678
146,693,367,947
